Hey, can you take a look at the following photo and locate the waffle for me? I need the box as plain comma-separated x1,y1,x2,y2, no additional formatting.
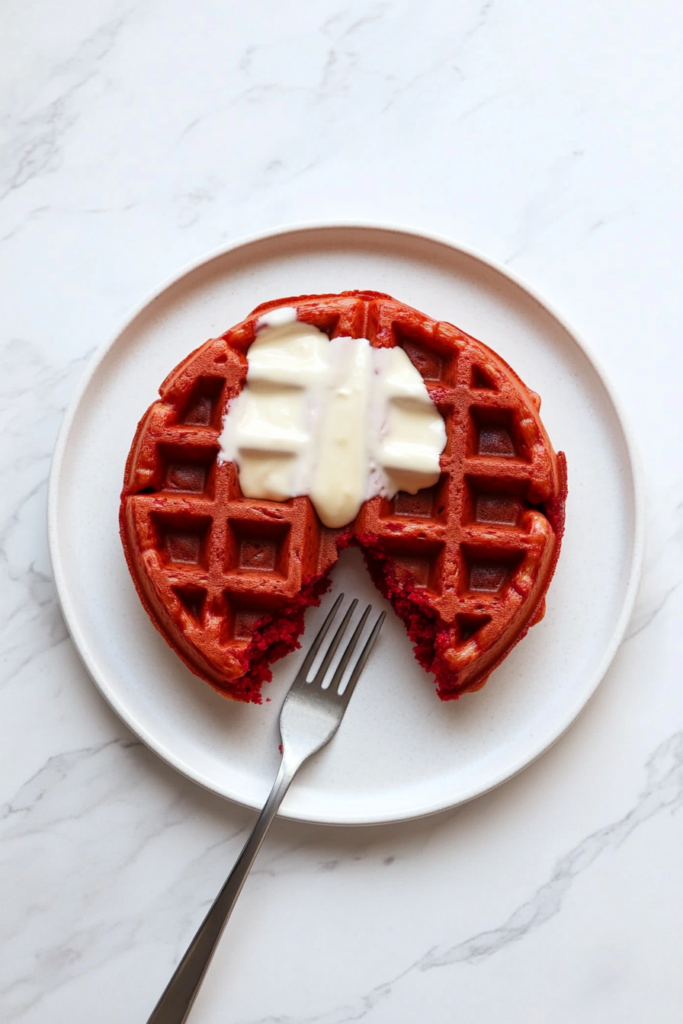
120,291,567,702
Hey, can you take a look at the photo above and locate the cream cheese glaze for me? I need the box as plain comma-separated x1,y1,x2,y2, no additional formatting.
219,307,447,528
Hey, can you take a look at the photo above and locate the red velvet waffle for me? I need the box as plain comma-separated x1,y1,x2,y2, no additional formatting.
120,291,567,703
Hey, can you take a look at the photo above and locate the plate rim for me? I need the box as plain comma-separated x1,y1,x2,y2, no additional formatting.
47,220,646,825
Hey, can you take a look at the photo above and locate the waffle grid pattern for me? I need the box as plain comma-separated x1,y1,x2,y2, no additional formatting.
121,292,565,700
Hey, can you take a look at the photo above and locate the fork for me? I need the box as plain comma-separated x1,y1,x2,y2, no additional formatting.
146,594,385,1024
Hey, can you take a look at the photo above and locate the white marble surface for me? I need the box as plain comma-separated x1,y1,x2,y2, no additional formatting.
1,1,682,1021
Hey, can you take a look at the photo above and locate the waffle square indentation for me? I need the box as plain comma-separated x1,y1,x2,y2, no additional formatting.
219,599,267,645
474,493,520,525
470,364,498,390
469,407,520,459
384,475,449,523
392,330,458,388
461,546,523,595
456,613,491,641
226,519,291,578
153,514,211,568
160,444,218,495
173,585,206,625
181,377,225,429
393,489,434,518
233,606,264,640
381,539,445,593
468,560,509,592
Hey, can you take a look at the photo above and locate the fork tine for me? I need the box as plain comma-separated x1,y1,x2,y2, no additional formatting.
328,604,371,695
294,593,344,684
311,598,358,686
339,610,386,705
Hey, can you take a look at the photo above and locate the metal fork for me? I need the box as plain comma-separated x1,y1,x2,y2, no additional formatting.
146,594,385,1024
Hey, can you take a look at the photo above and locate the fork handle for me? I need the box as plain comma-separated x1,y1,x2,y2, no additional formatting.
146,756,299,1024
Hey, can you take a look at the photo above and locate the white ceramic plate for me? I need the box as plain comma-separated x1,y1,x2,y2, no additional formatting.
48,223,643,825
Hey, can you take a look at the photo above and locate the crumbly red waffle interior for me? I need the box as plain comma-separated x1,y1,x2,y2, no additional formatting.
120,291,567,703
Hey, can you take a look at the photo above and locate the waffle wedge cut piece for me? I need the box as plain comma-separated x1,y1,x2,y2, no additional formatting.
120,291,567,703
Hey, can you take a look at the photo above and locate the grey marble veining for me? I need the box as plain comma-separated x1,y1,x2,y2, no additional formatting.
1,1,682,1022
